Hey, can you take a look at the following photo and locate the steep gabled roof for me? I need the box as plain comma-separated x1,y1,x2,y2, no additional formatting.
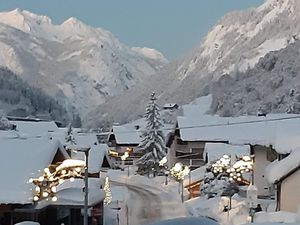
0,136,68,204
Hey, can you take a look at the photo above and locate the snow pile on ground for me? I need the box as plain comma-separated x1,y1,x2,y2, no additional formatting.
184,196,249,225
145,216,219,225
184,194,299,225
254,211,297,224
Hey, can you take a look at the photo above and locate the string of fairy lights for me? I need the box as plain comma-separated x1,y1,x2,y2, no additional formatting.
211,155,254,184
28,159,85,202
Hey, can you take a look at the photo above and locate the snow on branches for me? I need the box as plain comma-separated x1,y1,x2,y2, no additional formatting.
136,92,167,176
0,116,14,130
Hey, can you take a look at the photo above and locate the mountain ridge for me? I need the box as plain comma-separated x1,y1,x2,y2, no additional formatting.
85,0,300,128
0,9,167,122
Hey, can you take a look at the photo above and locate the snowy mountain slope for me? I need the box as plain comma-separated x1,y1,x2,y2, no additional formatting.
85,0,300,128
0,9,167,119
211,40,300,117
0,67,71,124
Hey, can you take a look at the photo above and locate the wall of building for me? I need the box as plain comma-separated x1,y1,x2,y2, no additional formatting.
253,145,273,196
168,136,206,169
280,169,300,213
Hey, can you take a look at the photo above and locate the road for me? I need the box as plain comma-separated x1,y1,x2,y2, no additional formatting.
112,180,187,225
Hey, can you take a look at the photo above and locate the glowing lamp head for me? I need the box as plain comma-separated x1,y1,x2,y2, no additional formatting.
33,196,39,201
52,196,58,202
173,162,183,172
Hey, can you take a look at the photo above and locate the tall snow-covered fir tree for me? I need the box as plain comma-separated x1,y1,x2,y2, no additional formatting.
136,92,167,175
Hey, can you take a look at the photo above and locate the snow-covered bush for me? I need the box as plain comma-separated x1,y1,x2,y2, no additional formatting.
0,116,14,130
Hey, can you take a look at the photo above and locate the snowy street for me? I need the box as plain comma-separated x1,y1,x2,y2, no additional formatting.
107,170,187,225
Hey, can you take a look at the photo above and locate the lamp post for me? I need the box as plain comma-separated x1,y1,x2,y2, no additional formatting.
170,162,190,203
70,146,91,225
121,152,129,176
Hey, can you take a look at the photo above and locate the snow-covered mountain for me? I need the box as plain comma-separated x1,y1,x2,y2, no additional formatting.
0,9,167,120
85,0,300,128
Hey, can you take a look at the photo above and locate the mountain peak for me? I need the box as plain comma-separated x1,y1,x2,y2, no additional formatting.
0,9,52,33
62,17,84,26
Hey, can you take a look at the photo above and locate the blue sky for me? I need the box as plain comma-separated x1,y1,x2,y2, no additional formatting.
0,0,263,60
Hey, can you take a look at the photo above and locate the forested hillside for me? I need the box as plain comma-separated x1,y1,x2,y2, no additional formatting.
0,67,74,126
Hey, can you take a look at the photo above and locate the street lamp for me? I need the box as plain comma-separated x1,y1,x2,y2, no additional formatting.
121,151,129,176
170,162,190,202
69,146,91,225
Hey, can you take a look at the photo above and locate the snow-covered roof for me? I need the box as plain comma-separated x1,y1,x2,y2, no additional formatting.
13,121,59,137
265,149,300,184
204,143,250,163
69,133,109,173
0,130,20,139
177,114,300,154
111,117,174,145
35,178,105,209
163,103,178,109
112,124,142,145
0,137,68,204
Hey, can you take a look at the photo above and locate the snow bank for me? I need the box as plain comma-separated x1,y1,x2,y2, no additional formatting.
254,211,297,224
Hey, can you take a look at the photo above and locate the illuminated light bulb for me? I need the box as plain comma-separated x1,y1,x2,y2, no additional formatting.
51,186,57,193
38,176,44,182
44,168,50,173
42,192,49,197
237,177,242,181
61,170,67,175
230,173,233,177
28,178,33,183
226,169,231,173
33,196,39,201
52,196,58,202
70,177,75,182
246,169,250,172
59,179,64,184
49,177,54,181
243,156,251,161
229,177,233,181
75,167,81,172
35,186,41,192
223,155,230,159
237,173,241,177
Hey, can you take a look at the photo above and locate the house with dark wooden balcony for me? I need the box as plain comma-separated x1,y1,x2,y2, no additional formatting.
166,112,300,201
0,125,107,225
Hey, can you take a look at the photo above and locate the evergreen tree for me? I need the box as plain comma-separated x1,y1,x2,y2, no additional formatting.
65,123,76,145
136,92,167,176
